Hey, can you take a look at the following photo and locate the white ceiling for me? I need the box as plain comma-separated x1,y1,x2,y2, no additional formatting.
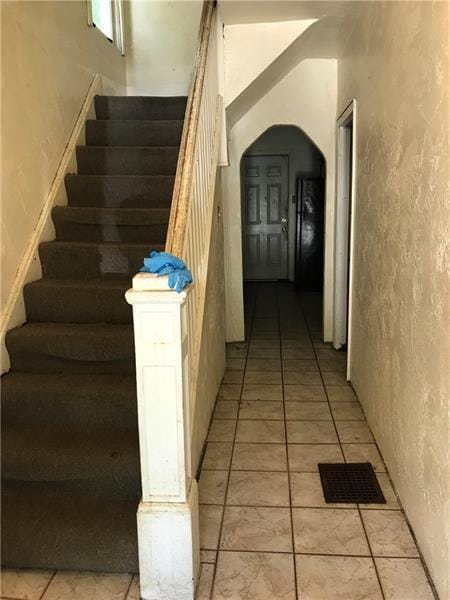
218,1,349,25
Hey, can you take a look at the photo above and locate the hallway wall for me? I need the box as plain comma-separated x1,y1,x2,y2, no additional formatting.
338,3,449,597
222,58,337,343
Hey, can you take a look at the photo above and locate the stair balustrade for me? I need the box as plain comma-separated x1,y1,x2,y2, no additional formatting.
125,3,223,599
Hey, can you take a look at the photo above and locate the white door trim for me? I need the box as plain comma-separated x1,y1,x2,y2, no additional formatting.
334,100,357,380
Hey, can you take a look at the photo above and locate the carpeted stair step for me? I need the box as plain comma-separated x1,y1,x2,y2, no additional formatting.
65,174,175,209
2,479,138,572
86,119,183,147
52,206,170,243
2,427,139,494
76,146,179,176
1,373,137,430
6,323,135,374
39,241,158,279
24,278,132,323
95,95,187,121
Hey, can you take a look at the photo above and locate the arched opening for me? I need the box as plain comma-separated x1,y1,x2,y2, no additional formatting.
240,125,326,289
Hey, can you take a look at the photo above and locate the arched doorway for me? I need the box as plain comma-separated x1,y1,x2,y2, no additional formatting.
240,125,326,290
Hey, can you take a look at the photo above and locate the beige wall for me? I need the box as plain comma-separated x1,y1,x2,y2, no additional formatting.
191,170,226,471
125,0,202,95
1,1,126,315
338,3,449,597
222,58,337,342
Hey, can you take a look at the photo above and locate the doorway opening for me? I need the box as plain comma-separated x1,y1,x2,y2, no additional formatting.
240,126,326,287
334,101,357,377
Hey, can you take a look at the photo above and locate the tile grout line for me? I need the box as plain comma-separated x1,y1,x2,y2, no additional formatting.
37,570,57,600
297,295,387,600
208,283,257,599
276,284,299,600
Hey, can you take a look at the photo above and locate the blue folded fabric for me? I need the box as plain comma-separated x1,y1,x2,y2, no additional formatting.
140,251,193,293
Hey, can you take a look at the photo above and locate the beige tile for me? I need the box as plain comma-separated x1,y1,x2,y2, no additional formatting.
199,505,224,550
283,371,322,385
244,371,282,385
316,349,347,372
222,370,244,384
246,358,281,371
342,443,386,472
252,330,279,340
212,551,296,600
282,339,313,349
213,401,239,420
322,372,350,386
250,338,280,348
226,343,248,359
232,443,287,471
220,506,292,552
282,347,315,359
330,402,365,420
207,420,236,442
361,473,399,510
293,508,370,555
375,558,435,600
227,471,290,507
218,384,241,400
41,572,131,600
290,472,355,508
125,576,139,600
286,420,338,443
196,563,215,600
285,401,332,420
253,319,278,331
203,442,233,470
248,347,280,358
239,400,284,420
296,555,383,600
326,385,357,400
1,569,54,600
336,421,374,443
361,510,419,557
200,549,217,564
199,470,228,504
284,385,326,402
283,359,319,372
226,358,246,371
242,384,283,401
236,420,285,443
288,444,344,472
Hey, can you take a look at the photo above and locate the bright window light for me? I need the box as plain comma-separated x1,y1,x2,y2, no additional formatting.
91,0,114,41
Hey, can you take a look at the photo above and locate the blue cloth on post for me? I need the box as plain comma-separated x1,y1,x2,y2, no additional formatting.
140,251,193,293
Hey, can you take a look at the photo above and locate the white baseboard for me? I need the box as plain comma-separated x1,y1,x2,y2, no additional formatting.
0,73,103,373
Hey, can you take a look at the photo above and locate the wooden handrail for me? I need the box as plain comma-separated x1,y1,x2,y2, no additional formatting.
165,0,215,257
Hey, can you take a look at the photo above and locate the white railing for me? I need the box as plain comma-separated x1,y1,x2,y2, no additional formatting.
125,3,222,599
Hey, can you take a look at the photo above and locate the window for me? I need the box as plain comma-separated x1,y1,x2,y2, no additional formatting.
88,0,124,54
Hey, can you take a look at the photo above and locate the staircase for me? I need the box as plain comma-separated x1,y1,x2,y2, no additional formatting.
1,96,186,573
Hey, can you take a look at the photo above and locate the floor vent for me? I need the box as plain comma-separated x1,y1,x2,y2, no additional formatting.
318,462,386,504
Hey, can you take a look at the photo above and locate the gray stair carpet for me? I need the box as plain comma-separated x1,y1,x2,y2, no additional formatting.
1,95,186,573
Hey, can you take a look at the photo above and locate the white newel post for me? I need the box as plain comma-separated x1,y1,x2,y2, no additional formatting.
125,273,200,600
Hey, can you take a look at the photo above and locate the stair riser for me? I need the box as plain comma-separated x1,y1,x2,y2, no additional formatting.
54,222,168,243
95,95,187,120
86,120,183,146
65,175,175,209
39,243,157,279
24,284,132,324
76,147,179,176
7,352,135,375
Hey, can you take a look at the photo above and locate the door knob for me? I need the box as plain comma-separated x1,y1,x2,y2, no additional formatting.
281,217,287,224
282,225,288,233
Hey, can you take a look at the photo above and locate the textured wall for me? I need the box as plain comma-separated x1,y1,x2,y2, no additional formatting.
191,171,226,472
1,1,126,315
125,0,202,95
338,3,449,597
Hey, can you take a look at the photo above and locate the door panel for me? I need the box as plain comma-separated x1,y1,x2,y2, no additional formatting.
242,155,289,280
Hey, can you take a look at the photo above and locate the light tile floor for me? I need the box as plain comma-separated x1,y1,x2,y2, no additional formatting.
196,283,436,600
1,283,436,600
